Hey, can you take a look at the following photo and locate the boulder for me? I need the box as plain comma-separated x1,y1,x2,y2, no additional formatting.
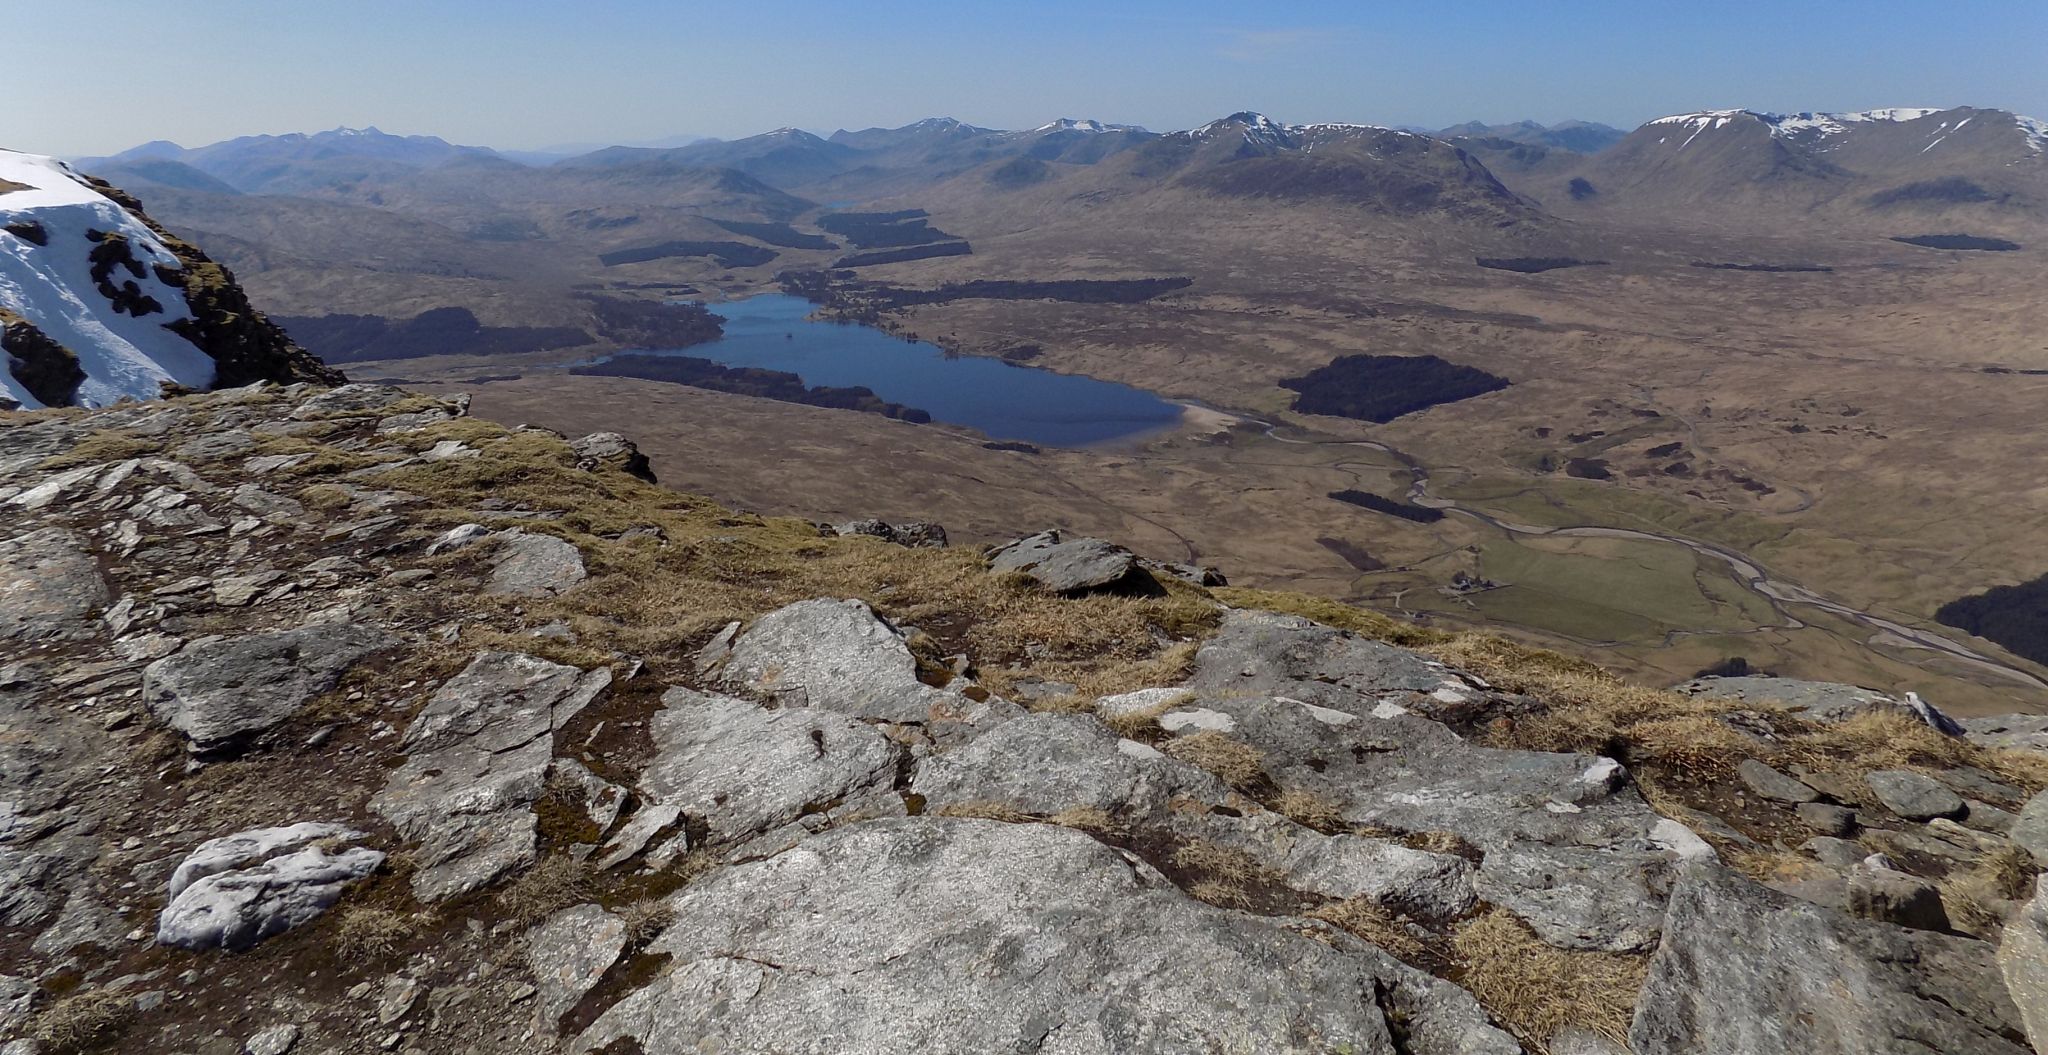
371,652,610,900
701,598,1011,726
1187,609,1483,717
632,688,899,845
1865,769,1966,821
1795,802,1857,836
1676,676,1962,734
986,529,1148,593
528,903,627,1032
1845,867,1951,931
1736,758,1819,804
426,522,490,556
142,622,396,754
486,531,587,597
2000,876,2048,1053
2015,792,2048,865
0,528,109,642
831,518,947,548
571,818,1517,1055
156,823,383,951
571,432,655,482
1630,862,2028,1055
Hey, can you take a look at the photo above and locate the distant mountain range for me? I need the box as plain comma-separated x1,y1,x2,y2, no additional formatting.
1431,120,1628,154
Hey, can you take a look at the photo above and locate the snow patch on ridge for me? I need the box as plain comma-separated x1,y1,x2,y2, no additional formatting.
0,149,212,409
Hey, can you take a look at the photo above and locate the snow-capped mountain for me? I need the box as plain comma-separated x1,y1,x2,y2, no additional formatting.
0,150,337,409
1534,105,2048,225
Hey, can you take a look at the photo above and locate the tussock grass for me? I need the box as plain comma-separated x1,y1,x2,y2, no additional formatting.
618,899,677,948
1307,898,1430,962
333,906,416,963
1272,789,1347,833
498,856,598,925
1162,731,1267,790
1942,844,2040,936
33,429,157,471
932,800,1033,823
1048,806,1119,834
1450,908,1646,1051
31,989,133,1053
1171,839,1268,885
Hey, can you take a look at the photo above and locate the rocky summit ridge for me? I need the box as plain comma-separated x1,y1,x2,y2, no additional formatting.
1,382,2046,1054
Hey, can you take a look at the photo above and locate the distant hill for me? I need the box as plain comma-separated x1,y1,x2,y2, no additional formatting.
80,127,506,195
1435,119,1627,154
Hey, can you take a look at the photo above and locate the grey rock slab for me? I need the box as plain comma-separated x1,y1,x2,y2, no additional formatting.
290,383,408,418
704,598,1012,727
2014,792,2048,865
1961,713,2048,755
635,688,899,844
1962,800,2017,834
1676,676,1962,733
986,529,1144,593
1845,868,1950,931
372,652,610,900
486,531,587,597
426,523,489,555
2001,876,2048,1053
911,712,1225,823
1186,608,1481,719
1474,842,1670,952
527,903,627,1032
1630,862,2028,1055
1736,758,1819,803
1866,769,1966,820
0,528,109,642
1169,808,1478,921
571,817,1512,1055
157,824,383,951
142,622,396,754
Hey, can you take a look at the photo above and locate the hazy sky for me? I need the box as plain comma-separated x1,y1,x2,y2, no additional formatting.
9,0,2048,156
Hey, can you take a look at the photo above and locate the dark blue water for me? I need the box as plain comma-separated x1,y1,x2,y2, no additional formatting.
640,294,1185,447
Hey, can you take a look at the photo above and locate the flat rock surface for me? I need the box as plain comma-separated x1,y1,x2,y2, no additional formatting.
372,652,610,900
1630,862,2028,1055
0,527,109,641
573,817,1517,1055
142,621,396,754
1865,769,1967,820
528,903,627,1032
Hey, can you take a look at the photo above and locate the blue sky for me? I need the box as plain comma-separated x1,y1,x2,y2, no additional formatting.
9,0,2047,155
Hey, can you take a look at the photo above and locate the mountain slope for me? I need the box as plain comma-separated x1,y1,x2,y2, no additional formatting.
1533,106,2048,229
1435,119,1627,153
0,150,337,409
83,127,505,195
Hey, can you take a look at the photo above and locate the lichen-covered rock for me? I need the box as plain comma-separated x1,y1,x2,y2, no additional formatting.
371,652,610,900
572,818,1517,1055
486,531,587,597
1676,676,1962,734
141,621,396,754
1630,862,2028,1055
527,903,627,1032
0,528,108,642
911,711,1223,822
1865,769,1967,821
156,823,383,951
831,518,948,548
571,431,655,482
986,529,1147,593
2001,876,2048,1052
2011,791,2048,865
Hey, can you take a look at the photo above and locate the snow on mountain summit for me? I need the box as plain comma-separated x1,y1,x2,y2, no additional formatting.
1642,106,2047,155
1,149,338,409
0,150,212,409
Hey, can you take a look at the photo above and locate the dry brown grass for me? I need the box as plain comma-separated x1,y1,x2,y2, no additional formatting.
933,800,1034,823
1162,731,1267,789
333,906,416,963
1307,898,1431,963
1171,839,1268,885
618,899,677,948
1272,789,1347,833
1450,908,1647,1050
33,429,158,471
1722,845,1822,884
1942,844,2040,936
31,989,133,1053
1096,691,1189,740
497,855,597,925
1186,879,1252,909
1047,806,1119,834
